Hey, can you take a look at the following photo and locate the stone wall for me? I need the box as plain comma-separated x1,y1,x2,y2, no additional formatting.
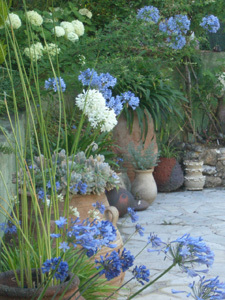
183,145,225,188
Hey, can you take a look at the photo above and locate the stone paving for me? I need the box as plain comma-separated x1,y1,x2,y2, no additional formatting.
117,188,225,300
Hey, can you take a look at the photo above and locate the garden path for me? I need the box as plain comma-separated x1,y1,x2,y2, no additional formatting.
117,188,225,300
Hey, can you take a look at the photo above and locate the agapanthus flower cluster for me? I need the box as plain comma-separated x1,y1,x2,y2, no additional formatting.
147,233,214,277
159,14,190,50
79,8,92,19
132,265,150,285
200,15,220,33
42,257,69,282
26,10,43,26
70,180,88,194
92,201,105,214
78,69,140,115
75,89,118,132
95,248,134,280
0,220,18,234
172,275,225,299
24,42,44,61
45,77,66,92
5,13,22,29
137,6,160,23
64,218,117,254
127,207,139,223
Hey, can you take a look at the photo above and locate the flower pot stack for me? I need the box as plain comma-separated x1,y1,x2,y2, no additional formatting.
184,160,206,190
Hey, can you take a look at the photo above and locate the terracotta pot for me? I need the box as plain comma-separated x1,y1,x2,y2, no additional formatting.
113,112,157,182
0,270,85,300
131,169,157,204
153,157,184,192
68,193,125,287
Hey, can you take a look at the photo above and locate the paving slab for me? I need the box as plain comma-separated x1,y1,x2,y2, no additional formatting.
117,188,225,299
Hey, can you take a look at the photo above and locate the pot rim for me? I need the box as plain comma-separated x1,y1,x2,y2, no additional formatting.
0,269,79,298
134,168,154,174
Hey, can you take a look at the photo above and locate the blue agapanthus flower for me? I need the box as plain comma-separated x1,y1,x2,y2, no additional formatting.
59,241,70,253
200,15,220,33
0,221,18,234
92,201,105,214
121,91,140,110
159,14,190,50
132,265,150,285
127,207,139,223
55,216,67,229
135,224,145,237
137,6,160,23
42,257,68,282
95,251,122,280
119,248,135,272
172,275,225,299
45,77,66,92
70,181,87,195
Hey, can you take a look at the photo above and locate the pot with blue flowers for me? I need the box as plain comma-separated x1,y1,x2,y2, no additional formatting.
14,149,125,287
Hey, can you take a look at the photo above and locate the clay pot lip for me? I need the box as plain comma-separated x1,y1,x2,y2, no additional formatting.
0,269,79,297
134,168,154,174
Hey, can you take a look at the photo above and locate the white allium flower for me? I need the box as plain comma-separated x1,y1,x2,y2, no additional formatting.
57,193,64,202
66,32,79,43
78,54,86,65
75,89,117,132
79,8,92,19
52,26,65,37
6,13,22,29
88,209,100,219
24,42,44,61
71,20,85,37
53,7,64,13
69,206,80,218
45,198,51,207
60,21,74,34
43,43,60,56
26,10,43,26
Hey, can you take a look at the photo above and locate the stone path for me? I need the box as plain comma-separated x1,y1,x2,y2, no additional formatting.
117,188,225,300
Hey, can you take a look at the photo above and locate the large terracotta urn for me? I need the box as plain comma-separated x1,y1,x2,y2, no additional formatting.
113,112,157,182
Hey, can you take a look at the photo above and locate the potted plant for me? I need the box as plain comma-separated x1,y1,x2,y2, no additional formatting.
126,141,159,204
153,143,184,192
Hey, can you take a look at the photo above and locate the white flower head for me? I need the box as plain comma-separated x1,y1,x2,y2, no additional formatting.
71,20,85,37
79,8,92,19
24,42,44,61
88,209,100,219
6,13,22,29
75,89,117,132
69,206,80,218
43,43,60,56
78,54,86,65
26,10,43,26
60,21,74,34
66,31,79,43
45,198,51,207
52,26,65,37
57,193,64,202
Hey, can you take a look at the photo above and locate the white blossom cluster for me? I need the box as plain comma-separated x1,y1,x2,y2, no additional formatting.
78,8,92,19
5,13,22,29
43,43,61,57
75,89,118,132
24,42,44,61
218,72,225,92
26,10,43,26
52,19,85,42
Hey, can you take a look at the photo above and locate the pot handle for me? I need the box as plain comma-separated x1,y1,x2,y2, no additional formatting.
104,206,119,226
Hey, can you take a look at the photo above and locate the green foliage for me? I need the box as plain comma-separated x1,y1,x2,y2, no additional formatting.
127,141,159,170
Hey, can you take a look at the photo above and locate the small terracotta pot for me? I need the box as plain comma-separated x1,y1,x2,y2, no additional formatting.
0,270,85,300
153,157,184,192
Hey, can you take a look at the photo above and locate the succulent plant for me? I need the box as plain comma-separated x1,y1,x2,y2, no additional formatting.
15,150,120,195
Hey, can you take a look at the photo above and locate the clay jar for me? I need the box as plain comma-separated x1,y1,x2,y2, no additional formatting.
131,169,157,204
113,112,157,182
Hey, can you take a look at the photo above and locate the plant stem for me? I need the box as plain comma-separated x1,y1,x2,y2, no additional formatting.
128,263,176,299
104,277,134,300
